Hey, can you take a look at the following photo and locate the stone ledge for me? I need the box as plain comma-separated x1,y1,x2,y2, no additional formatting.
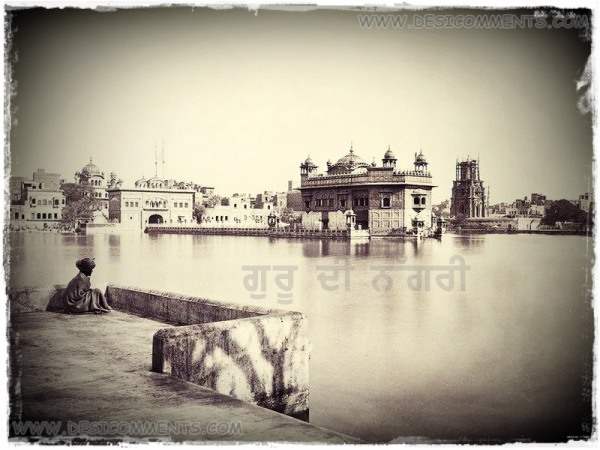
105,285,309,417
106,284,282,324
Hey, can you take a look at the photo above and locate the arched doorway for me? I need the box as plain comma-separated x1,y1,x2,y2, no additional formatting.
148,214,164,224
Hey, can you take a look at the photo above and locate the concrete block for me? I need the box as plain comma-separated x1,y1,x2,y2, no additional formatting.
153,313,309,415
106,285,309,416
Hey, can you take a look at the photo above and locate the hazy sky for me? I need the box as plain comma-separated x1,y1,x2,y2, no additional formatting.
7,7,593,203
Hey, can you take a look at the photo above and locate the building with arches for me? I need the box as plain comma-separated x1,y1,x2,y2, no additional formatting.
108,177,195,229
450,158,488,219
298,145,435,235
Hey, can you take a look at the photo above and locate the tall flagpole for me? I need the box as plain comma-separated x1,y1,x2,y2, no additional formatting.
161,140,165,179
154,144,158,177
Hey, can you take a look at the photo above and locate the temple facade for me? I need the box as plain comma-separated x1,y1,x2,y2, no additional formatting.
298,145,436,235
450,159,488,219
108,176,195,229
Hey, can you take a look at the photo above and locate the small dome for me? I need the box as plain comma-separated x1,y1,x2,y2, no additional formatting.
81,158,102,176
384,146,396,160
302,155,317,168
415,150,427,163
330,145,369,174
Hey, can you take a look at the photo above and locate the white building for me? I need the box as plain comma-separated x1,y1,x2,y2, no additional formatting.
199,203,273,228
9,169,66,230
108,176,195,229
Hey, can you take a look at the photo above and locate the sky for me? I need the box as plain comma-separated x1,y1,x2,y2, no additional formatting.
6,6,593,203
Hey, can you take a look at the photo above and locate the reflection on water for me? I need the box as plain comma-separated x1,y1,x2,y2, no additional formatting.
7,231,593,442
452,234,487,251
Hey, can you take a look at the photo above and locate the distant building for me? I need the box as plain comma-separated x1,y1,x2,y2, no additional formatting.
490,197,543,218
531,193,546,206
286,189,304,211
254,193,274,210
488,202,508,216
75,158,111,212
195,186,216,206
10,177,27,203
450,158,487,219
286,181,304,211
108,176,195,229
9,169,66,229
528,204,545,217
272,192,287,209
515,197,531,215
199,202,272,228
298,145,435,234
255,191,287,210
577,192,593,213
505,205,519,217
511,196,547,217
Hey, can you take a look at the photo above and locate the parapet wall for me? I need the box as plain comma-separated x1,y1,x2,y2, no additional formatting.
105,285,309,416
106,285,269,325
8,285,65,314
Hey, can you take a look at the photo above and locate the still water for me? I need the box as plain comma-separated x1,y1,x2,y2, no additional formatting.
7,231,594,442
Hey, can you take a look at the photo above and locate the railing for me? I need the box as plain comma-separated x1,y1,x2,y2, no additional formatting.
302,171,432,188
145,225,350,239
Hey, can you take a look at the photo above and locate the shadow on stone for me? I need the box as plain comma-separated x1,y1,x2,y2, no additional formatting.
106,284,310,419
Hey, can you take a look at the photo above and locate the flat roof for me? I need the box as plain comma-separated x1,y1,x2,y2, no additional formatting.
107,188,195,194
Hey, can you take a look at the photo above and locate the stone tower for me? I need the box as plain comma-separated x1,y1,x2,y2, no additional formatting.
450,158,487,218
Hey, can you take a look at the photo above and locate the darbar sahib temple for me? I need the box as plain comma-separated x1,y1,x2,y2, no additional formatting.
298,145,436,236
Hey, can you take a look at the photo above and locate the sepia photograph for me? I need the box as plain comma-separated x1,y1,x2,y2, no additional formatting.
2,0,597,446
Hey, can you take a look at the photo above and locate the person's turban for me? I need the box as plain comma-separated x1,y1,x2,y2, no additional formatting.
75,258,96,273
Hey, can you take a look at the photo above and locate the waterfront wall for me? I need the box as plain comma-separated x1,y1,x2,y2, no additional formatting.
452,217,518,231
105,285,310,416
145,225,349,240
144,225,427,240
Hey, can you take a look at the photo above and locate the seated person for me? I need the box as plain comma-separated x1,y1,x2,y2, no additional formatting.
63,258,112,314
